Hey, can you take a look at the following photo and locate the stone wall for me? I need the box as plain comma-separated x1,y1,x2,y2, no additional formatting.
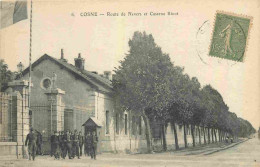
0,93,12,142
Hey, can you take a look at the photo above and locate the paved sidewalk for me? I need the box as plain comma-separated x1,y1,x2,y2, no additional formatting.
0,138,248,165
0,138,256,167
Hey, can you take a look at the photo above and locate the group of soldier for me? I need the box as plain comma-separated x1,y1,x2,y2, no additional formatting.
25,127,98,161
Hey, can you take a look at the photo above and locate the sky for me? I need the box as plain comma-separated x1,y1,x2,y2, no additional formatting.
0,0,259,129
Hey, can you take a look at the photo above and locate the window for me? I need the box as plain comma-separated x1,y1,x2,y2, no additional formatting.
115,113,119,135
139,116,142,135
43,78,51,89
106,110,109,134
124,114,128,135
132,116,135,135
41,77,52,90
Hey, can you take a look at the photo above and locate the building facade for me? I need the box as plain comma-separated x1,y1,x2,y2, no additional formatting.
18,51,149,153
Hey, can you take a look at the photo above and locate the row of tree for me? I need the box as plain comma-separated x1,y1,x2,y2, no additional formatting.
112,31,256,152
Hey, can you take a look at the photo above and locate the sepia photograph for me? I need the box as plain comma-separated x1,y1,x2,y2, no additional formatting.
0,0,260,166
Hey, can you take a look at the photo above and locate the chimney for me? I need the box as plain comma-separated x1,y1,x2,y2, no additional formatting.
61,49,64,59
104,71,112,80
60,49,67,62
74,53,85,70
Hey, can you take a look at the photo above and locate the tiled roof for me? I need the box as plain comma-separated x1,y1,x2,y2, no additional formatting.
82,117,102,127
21,54,113,93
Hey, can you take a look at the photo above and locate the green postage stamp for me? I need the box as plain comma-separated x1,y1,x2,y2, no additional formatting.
209,11,253,62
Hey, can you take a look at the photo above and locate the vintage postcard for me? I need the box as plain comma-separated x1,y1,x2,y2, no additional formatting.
0,0,259,167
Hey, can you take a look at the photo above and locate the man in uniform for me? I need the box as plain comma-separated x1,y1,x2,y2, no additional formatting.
85,132,92,157
72,130,80,159
36,130,43,155
63,130,72,159
52,131,60,159
69,130,73,158
78,131,84,157
91,131,98,160
25,127,38,161
50,131,55,157
61,131,67,159
59,131,64,158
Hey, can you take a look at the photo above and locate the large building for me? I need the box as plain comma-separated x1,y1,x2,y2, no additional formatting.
19,50,148,153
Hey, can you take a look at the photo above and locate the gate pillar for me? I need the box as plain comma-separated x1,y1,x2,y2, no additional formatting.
45,88,65,133
7,80,30,158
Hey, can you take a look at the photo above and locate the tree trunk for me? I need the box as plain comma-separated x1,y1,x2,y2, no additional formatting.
221,130,224,141
203,127,207,144
211,128,214,143
172,120,179,150
218,129,221,142
223,131,225,141
219,130,223,142
198,126,201,145
162,123,167,151
142,111,152,153
222,131,224,141
191,124,195,147
220,131,222,141
214,129,217,142
208,127,211,144
184,124,188,148
223,131,226,141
